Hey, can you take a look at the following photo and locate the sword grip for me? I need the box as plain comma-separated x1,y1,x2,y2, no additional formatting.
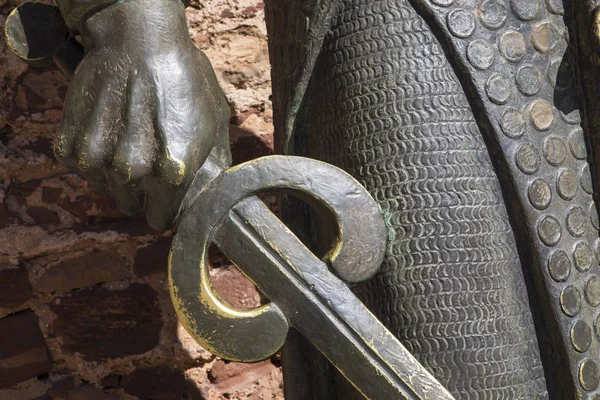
5,2,84,79
53,37,84,79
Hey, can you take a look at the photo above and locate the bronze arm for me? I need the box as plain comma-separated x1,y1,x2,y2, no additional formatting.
9,0,230,231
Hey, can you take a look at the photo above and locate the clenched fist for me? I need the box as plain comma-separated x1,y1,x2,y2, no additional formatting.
55,0,230,230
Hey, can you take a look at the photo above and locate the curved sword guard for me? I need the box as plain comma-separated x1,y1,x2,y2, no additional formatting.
170,156,454,399
169,155,388,361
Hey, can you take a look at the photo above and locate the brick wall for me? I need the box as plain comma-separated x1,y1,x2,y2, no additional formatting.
0,0,282,398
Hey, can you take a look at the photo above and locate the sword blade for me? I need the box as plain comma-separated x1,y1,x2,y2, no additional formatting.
212,196,454,400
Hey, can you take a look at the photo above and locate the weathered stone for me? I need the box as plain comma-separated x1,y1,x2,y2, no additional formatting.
34,249,129,293
0,311,52,389
208,360,278,393
69,218,156,236
57,192,120,222
99,375,120,389
51,284,162,361
231,135,272,165
0,377,52,400
23,137,54,159
47,376,75,399
176,323,214,365
133,237,172,277
12,180,43,198
0,202,16,229
41,187,62,204
26,207,60,226
66,385,118,400
210,265,261,309
121,367,185,400
0,265,33,308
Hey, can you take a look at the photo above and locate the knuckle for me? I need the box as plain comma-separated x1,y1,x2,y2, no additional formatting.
53,136,71,162
110,156,151,184
109,161,134,185
74,136,108,172
156,154,188,186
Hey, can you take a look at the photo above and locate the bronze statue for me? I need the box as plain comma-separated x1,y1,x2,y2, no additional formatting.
5,0,600,398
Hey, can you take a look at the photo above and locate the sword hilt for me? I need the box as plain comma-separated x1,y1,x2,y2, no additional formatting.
4,6,455,397
4,2,83,78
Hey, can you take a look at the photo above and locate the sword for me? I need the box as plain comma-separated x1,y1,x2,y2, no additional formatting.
5,6,454,399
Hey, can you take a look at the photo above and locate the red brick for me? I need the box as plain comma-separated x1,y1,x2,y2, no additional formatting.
121,367,185,400
0,311,52,389
0,265,33,308
34,249,129,293
50,284,162,361
133,237,172,277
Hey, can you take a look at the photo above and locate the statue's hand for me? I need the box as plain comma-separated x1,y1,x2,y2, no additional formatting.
55,0,230,230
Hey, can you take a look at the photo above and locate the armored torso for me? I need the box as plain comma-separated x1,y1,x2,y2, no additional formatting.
265,0,600,398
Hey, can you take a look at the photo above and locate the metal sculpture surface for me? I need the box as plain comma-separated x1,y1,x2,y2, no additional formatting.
5,0,600,398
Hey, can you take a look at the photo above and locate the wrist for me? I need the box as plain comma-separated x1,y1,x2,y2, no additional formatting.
57,0,188,36
80,0,190,52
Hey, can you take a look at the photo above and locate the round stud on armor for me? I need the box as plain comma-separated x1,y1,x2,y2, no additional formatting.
556,169,579,201
479,0,507,30
543,136,567,166
548,249,571,282
447,9,476,38
486,73,512,104
538,214,562,246
569,128,588,160
561,285,582,317
530,100,554,131
511,0,539,21
467,40,495,70
581,164,594,195
566,206,588,238
499,31,527,62
531,22,560,54
501,108,526,138
585,276,600,307
574,241,593,272
571,320,593,353
580,359,600,391
516,143,541,174
516,65,543,96
545,0,564,15
529,178,552,210
430,0,454,6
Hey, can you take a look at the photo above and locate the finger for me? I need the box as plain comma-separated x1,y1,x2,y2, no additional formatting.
144,177,187,230
106,68,156,215
55,57,100,169
153,51,218,185
142,56,219,229
72,80,124,191
144,50,228,230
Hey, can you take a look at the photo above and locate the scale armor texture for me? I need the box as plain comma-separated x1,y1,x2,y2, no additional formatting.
299,0,547,398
